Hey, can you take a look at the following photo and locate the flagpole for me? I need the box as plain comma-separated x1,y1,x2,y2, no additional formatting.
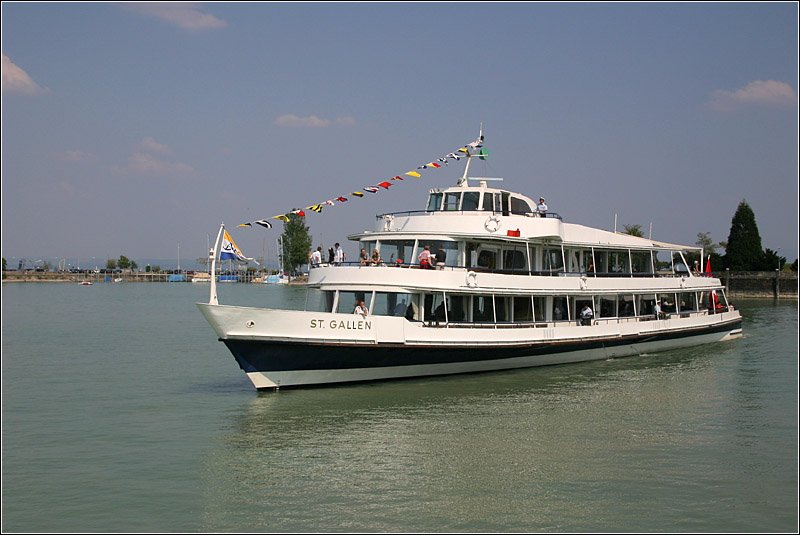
209,223,225,305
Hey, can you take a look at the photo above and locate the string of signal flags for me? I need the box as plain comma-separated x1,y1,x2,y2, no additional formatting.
237,134,486,230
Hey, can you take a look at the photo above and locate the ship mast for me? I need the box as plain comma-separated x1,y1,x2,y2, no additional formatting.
457,123,485,187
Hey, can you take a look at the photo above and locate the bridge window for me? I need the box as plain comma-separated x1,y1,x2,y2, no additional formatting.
444,192,461,211
462,192,480,211
427,192,443,211
510,197,532,215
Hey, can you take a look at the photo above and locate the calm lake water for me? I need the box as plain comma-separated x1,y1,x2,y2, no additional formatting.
1,282,797,533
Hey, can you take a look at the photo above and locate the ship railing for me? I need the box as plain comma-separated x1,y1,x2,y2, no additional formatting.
422,308,726,328
375,210,563,220
310,262,696,279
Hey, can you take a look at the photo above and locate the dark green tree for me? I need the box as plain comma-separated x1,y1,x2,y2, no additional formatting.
763,248,786,271
622,224,644,237
281,212,313,274
106,258,118,270
118,255,132,270
724,200,765,271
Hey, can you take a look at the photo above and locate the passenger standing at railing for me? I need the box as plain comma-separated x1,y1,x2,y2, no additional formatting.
436,245,447,269
418,245,433,269
311,247,322,267
537,197,548,217
334,243,345,265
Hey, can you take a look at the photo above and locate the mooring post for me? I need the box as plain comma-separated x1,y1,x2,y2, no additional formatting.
725,268,730,293
774,269,780,299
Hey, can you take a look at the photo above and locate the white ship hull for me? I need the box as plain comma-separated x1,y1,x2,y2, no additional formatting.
197,303,742,390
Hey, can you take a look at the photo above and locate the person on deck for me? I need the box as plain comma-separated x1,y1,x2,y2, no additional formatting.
536,197,548,217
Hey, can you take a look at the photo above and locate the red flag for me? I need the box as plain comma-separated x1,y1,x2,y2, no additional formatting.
377,181,392,189
704,258,712,277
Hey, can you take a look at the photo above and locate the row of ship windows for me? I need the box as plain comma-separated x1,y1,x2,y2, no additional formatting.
358,239,698,276
313,289,728,324
427,191,533,215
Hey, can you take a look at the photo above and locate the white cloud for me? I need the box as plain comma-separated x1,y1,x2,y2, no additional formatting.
2,54,46,95
139,136,172,155
125,3,227,30
709,80,797,111
275,114,356,128
112,152,194,177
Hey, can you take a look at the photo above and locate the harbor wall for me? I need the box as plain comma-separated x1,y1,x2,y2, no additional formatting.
713,270,798,299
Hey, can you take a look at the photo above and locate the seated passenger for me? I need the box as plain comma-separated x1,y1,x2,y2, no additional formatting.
371,249,382,265
354,300,369,317
359,248,369,266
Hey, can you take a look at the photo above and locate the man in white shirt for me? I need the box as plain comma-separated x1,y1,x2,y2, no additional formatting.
334,243,345,265
311,247,322,266
537,197,548,216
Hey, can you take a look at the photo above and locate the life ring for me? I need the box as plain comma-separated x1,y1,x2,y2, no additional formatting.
484,216,501,233
466,270,478,288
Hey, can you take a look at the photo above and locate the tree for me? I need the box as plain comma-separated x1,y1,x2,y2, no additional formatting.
724,200,765,271
622,224,644,237
763,248,786,271
106,258,118,270
281,212,313,274
118,255,132,270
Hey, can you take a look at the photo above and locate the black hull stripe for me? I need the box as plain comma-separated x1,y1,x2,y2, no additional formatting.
222,320,742,373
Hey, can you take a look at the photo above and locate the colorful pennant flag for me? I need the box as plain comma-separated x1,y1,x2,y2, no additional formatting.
241,134,485,230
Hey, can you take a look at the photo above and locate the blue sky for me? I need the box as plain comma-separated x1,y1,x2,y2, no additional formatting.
2,2,798,269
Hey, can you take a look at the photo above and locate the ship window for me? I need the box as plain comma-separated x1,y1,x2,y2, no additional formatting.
424,293,447,322
483,193,494,212
336,291,370,314
447,294,468,322
427,192,443,211
371,292,414,317
462,192,480,211
542,247,564,272
658,293,677,314
502,248,526,271
618,294,635,317
654,250,673,275
533,297,547,322
673,252,690,275
427,241,459,267
510,197,532,215
608,250,630,274
472,295,493,323
513,297,533,322
444,192,461,211
677,292,697,313
553,296,568,322
638,294,656,317
323,290,335,312
477,249,497,270
379,240,415,265
494,296,510,322
631,251,652,274
599,296,617,318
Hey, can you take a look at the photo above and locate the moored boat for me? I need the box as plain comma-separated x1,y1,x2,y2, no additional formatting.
198,132,742,390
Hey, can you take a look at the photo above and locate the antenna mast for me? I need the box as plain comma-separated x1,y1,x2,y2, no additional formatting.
457,123,485,187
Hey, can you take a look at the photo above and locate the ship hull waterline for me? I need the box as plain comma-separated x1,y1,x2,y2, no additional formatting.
198,303,742,390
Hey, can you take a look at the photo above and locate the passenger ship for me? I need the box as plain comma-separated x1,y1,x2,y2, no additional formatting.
198,138,742,390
